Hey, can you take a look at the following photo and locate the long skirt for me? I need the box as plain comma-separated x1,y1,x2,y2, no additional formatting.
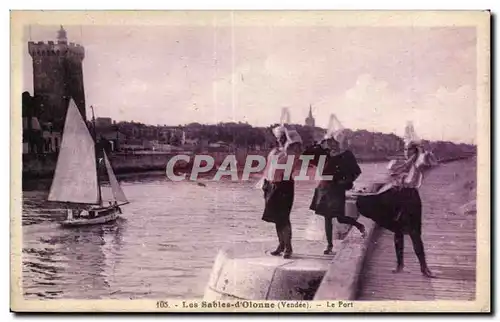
262,179,295,225
356,187,422,235
309,185,346,219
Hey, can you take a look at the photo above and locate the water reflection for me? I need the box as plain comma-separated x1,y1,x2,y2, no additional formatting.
23,217,125,299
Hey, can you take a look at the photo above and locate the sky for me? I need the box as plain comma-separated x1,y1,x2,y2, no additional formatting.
22,24,477,144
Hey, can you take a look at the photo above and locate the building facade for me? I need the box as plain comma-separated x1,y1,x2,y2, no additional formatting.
22,91,63,154
95,117,113,128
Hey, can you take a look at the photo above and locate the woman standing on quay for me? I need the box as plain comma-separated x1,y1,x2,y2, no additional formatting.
355,122,438,278
303,120,366,255
260,125,303,259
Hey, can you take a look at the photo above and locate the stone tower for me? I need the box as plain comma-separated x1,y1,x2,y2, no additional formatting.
305,104,315,127
28,26,86,130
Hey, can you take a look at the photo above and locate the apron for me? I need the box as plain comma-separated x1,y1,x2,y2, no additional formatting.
309,184,346,218
261,179,295,225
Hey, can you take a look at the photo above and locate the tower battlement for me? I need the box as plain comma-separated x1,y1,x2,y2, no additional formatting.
28,40,85,59
28,25,87,130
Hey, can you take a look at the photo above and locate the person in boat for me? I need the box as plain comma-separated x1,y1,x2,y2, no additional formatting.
66,208,74,220
355,138,438,278
114,201,123,214
261,125,303,259
75,207,85,218
303,129,366,254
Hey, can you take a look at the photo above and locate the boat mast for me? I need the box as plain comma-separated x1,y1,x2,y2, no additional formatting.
90,105,103,205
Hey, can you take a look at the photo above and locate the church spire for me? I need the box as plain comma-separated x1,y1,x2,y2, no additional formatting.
305,104,315,127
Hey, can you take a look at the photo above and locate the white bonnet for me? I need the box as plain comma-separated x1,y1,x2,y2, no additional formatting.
285,129,303,150
272,125,287,139
324,128,348,143
323,113,348,144
403,121,422,148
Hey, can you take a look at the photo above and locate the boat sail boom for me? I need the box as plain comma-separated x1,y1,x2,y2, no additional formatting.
48,99,100,204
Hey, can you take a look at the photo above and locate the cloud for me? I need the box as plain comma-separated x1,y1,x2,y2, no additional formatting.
418,85,476,143
172,65,476,144
313,74,476,143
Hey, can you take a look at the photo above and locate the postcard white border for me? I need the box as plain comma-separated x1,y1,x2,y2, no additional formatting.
9,9,491,313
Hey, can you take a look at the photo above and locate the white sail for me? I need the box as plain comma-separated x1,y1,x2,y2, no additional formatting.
103,152,128,204
48,99,99,204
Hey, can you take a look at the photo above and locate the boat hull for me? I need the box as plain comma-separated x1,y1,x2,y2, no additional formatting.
60,207,121,227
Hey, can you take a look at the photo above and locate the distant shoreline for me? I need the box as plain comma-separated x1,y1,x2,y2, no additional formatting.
21,152,474,182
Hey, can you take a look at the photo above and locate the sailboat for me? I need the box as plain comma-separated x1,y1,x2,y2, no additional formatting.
48,99,129,227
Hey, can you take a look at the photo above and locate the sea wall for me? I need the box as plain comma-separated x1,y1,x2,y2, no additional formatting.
22,154,58,178
21,150,270,180
203,240,332,301
203,196,361,301
22,152,181,179
21,150,387,179
22,149,475,180
313,215,377,300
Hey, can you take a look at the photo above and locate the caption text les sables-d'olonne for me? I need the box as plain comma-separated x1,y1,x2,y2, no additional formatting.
156,300,355,310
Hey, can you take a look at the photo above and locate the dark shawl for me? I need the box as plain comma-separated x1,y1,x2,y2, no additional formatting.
303,145,362,218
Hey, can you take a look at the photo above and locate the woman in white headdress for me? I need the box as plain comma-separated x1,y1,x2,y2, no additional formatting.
303,118,366,255
260,125,303,259
355,122,438,278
